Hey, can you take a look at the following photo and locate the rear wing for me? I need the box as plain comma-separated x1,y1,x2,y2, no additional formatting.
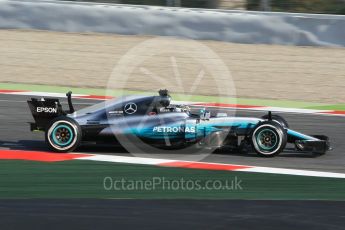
27,98,66,131
27,92,75,131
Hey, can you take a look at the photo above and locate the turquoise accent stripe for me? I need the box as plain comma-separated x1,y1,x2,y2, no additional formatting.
123,120,257,140
256,129,278,150
52,125,74,146
287,129,318,141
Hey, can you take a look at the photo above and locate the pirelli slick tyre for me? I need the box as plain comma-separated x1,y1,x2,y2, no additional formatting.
45,117,82,153
261,114,289,128
251,121,287,157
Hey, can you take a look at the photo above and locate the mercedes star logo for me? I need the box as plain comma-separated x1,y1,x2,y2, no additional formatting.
124,102,137,114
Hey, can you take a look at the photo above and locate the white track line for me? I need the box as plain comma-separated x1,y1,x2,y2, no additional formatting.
75,154,345,179
194,104,345,117
1,90,344,116
8,91,87,98
78,154,176,165
237,167,345,179
1,90,344,178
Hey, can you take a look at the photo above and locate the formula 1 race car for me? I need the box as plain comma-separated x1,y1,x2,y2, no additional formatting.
27,90,331,157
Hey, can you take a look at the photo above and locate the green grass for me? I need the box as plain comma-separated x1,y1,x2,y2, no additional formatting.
1,82,334,109
0,160,344,199
305,104,345,111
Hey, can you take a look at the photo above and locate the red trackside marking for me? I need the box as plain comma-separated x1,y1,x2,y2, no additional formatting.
320,110,345,115
0,90,27,93
75,95,114,100
159,161,252,171
0,150,91,162
193,103,264,109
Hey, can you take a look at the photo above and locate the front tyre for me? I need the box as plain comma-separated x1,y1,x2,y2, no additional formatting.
45,117,81,153
251,121,287,157
261,114,289,128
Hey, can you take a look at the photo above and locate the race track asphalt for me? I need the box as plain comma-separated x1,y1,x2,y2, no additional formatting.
1,94,344,173
1,94,345,229
0,199,344,230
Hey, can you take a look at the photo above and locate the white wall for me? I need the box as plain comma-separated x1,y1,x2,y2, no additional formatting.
1,0,345,47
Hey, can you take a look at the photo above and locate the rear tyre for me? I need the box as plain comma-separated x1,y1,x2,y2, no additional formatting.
45,117,81,153
251,121,287,157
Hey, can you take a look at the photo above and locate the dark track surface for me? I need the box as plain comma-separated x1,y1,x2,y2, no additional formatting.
0,199,344,230
1,94,345,229
1,94,345,173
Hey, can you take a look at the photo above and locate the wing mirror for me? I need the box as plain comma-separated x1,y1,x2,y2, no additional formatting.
199,108,211,120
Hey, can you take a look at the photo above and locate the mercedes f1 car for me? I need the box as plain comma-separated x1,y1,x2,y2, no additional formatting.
27,90,331,157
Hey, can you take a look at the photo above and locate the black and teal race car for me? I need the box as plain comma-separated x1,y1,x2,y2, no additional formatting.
27,90,331,157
